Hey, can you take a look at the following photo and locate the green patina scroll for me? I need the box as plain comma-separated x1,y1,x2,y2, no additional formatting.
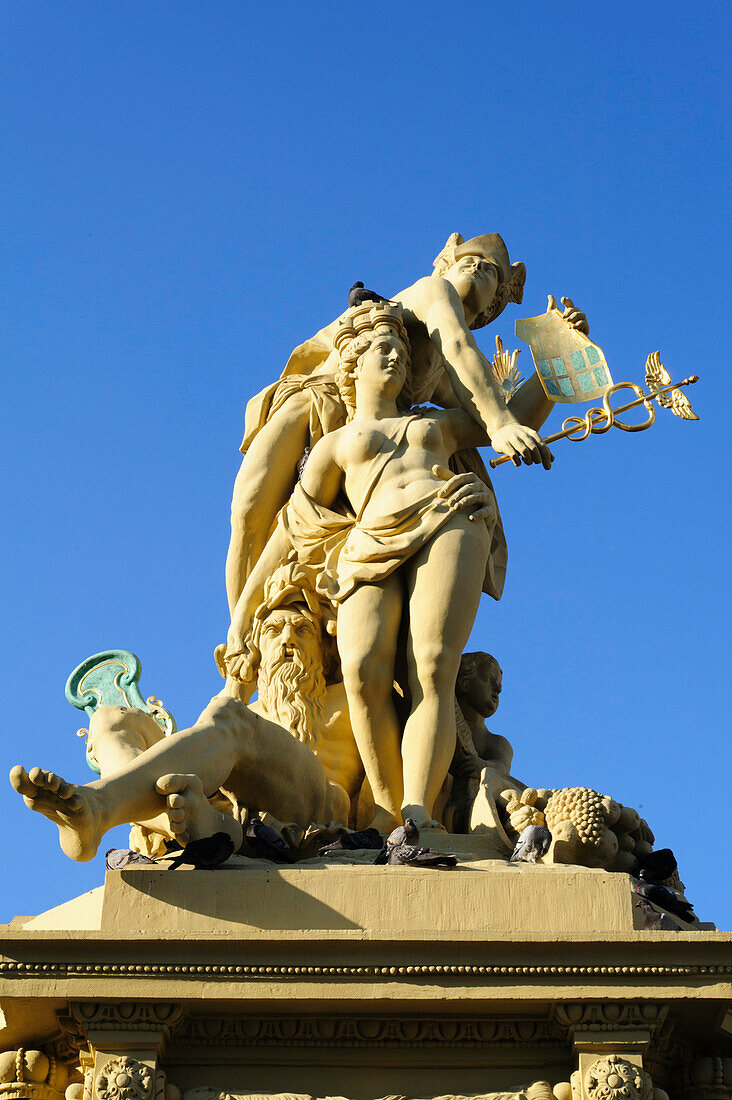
65,650,176,774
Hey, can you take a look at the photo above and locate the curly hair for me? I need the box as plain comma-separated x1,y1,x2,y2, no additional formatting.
333,303,413,420
456,651,502,698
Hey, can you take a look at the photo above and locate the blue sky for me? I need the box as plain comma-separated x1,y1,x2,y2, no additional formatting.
1,1,730,925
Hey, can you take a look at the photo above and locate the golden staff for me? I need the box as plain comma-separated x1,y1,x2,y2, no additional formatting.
489,374,699,469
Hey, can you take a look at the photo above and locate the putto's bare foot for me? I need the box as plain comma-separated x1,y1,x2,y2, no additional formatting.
155,773,243,849
9,766,106,862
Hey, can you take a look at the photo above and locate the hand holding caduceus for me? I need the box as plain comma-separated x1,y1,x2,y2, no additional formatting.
488,295,698,469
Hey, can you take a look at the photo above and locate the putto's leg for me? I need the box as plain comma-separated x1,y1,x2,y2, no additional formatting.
156,773,243,849
9,766,108,863
88,705,164,776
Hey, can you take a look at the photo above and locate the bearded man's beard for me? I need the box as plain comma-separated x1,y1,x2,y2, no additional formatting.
257,648,326,749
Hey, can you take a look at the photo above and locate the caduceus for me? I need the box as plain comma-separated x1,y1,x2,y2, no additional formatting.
489,296,699,469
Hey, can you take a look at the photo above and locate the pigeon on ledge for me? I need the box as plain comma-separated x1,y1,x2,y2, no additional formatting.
509,825,552,864
374,819,457,868
105,848,156,870
166,832,236,870
348,281,390,308
244,817,294,864
318,828,384,855
635,898,681,931
634,871,695,923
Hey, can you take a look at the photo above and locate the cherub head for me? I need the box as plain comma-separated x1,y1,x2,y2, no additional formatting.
432,232,526,330
456,651,502,718
333,302,413,418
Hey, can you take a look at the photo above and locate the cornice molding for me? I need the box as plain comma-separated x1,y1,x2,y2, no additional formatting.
176,1015,563,1048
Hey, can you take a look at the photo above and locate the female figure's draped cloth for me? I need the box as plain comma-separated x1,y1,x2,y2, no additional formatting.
281,415,507,604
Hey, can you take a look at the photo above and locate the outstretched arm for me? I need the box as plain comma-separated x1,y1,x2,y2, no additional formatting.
435,405,555,473
419,278,553,468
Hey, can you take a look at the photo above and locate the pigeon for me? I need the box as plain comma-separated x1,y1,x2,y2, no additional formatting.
386,819,420,847
374,819,457,868
318,827,384,855
509,825,552,864
166,832,236,870
634,872,695,923
244,817,294,864
635,899,681,932
105,848,157,870
348,281,390,308
373,817,420,861
637,847,677,883
375,843,458,868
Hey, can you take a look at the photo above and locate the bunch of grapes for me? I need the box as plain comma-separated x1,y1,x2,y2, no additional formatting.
544,786,607,849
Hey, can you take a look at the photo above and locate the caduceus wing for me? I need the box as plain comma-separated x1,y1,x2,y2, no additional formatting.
645,351,699,420
670,387,700,420
645,351,673,408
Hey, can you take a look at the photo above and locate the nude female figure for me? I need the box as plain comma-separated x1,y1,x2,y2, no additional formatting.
225,303,548,831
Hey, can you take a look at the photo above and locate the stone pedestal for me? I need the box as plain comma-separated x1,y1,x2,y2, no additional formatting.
0,862,730,1100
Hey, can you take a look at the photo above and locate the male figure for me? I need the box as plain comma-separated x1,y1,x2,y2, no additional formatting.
226,232,587,612
9,585,364,861
242,576,365,810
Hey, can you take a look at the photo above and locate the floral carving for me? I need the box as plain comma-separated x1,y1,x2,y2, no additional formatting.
95,1059,152,1100
584,1056,652,1100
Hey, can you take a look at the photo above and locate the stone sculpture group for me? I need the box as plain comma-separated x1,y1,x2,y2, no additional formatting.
7,231,691,900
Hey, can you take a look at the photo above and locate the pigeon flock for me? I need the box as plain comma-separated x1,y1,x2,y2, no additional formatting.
105,819,698,928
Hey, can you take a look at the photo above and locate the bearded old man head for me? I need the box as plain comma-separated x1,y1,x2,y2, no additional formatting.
248,602,327,750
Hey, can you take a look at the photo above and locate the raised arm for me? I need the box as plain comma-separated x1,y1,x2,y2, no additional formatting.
224,433,344,679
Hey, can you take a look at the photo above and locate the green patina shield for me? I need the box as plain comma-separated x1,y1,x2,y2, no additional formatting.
65,649,176,774
515,307,613,403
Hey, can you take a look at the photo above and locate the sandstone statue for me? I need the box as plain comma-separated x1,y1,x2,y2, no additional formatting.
11,228,615,861
224,232,589,615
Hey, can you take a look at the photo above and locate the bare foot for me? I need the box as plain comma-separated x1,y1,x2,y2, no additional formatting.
9,766,107,862
401,803,446,832
155,773,243,850
369,806,401,833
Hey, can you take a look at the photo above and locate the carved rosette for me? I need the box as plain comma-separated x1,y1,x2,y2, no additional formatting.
95,1060,152,1100
584,1056,652,1100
